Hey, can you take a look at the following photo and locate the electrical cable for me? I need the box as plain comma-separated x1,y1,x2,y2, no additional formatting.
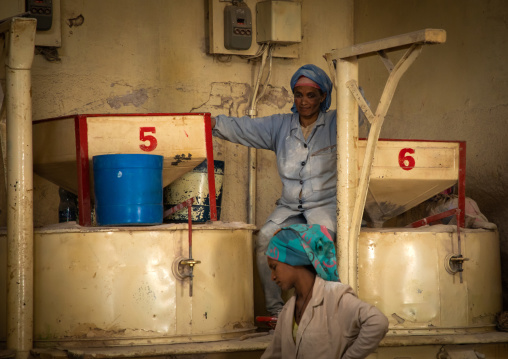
239,43,267,60
248,43,270,116
254,43,274,105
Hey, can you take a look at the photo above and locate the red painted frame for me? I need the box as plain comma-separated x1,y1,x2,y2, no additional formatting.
74,115,92,226
203,113,217,221
36,113,217,226
408,208,459,228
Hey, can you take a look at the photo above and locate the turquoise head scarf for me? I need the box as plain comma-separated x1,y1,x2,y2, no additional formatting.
266,224,339,282
290,64,333,114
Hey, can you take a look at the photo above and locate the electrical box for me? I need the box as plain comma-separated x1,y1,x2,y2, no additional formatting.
0,0,61,47
256,0,301,44
208,0,299,58
224,2,252,50
26,0,53,31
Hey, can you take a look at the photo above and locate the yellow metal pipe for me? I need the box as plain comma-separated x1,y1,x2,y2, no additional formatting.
335,58,358,286
4,17,36,359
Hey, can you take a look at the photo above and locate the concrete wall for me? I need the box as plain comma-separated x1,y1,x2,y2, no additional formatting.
0,0,353,315
354,0,508,308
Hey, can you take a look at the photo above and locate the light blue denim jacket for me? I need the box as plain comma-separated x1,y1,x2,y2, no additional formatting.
213,110,337,231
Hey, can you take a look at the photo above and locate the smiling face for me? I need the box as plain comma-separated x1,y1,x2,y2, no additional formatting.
294,86,326,123
267,257,297,291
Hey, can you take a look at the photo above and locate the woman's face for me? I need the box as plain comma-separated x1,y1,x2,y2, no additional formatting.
267,257,297,291
294,86,326,121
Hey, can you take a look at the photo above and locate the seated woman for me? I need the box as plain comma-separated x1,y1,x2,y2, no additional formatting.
261,224,388,359
212,64,337,316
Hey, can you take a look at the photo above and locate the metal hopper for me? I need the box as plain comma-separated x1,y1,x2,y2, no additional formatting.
32,113,216,226
360,139,465,225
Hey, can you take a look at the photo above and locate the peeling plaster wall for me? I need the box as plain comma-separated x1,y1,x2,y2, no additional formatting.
354,0,508,308
6,0,353,315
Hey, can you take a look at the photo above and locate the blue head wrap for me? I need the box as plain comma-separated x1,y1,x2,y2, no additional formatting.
266,224,339,282
290,64,333,114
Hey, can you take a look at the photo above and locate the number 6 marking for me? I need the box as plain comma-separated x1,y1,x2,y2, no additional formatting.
139,127,157,151
398,148,415,171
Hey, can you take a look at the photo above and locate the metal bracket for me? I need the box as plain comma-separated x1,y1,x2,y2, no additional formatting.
346,80,375,124
377,50,394,73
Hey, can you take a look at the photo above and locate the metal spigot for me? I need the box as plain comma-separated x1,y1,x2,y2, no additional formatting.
445,253,470,283
450,254,469,273
167,197,200,296
174,257,201,296
180,259,201,269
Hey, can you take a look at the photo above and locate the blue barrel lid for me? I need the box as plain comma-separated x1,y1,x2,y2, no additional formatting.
93,154,163,169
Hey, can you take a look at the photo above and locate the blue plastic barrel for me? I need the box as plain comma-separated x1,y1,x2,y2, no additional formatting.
93,154,163,226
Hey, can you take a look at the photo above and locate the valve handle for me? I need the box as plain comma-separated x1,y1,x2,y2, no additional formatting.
180,259,201,266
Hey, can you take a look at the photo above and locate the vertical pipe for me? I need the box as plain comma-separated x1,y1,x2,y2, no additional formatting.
5,17,36,359
336,58,358,286
457,142,466,228
248,148,256,224
0,96,7,189
187,200,193,296
246,47,268,225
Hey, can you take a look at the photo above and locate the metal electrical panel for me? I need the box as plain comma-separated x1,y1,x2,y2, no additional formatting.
256,0,301,44
0,0,61,46
224,2,252,50
208,0,299,58
26,0,53,31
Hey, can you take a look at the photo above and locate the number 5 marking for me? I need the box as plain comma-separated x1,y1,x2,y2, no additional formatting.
398,148,415,171
139,127,157,151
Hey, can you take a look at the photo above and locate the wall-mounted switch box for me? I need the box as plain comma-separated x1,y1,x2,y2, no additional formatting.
0,0,61,46
208,0,299,58
224,2,252,50
26,0,53,31
256,0,301,44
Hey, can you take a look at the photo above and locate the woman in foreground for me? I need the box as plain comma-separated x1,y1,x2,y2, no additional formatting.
261,224,389,359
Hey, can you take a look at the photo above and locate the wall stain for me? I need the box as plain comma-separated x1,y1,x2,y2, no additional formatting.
171,153,192,166
67,14,84,28
190,82,292,115
107,88,148,109
257,85,293,110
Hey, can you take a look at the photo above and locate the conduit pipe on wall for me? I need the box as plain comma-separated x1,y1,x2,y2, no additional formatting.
247,151,256,225
246,44,272,224
2,17,37,359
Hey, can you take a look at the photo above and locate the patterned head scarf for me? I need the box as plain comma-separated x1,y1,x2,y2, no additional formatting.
290,64,333,114
266,224,339,282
